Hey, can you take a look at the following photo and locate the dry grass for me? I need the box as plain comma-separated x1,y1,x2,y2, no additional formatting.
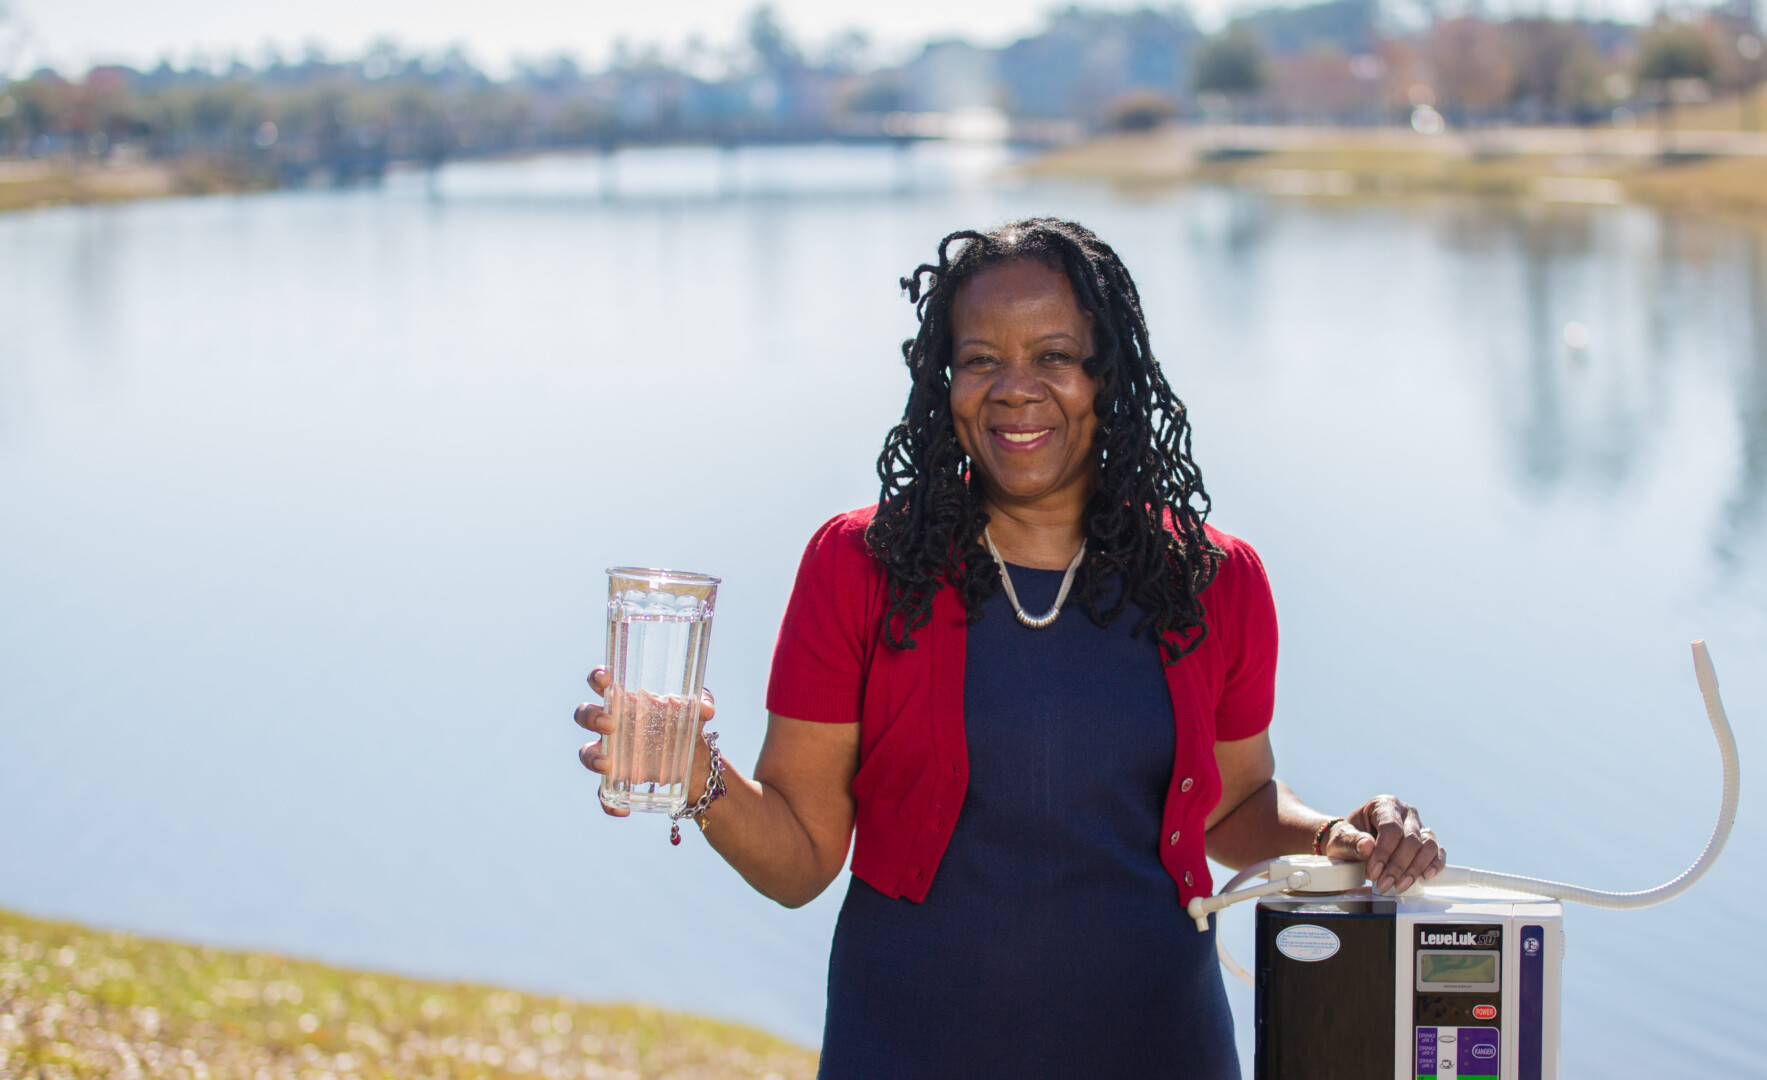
0,156,266,213
1023,105,1767,219
1620,154,1767,217
1662,84,1767,132
0,908,818,1080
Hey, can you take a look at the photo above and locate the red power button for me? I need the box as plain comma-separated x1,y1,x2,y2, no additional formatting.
1473,1004,1498,1020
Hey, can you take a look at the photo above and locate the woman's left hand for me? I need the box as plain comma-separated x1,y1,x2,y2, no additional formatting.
1322,795,1445,895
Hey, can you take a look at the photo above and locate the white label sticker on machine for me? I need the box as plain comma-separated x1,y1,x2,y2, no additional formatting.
1274,924,1340,962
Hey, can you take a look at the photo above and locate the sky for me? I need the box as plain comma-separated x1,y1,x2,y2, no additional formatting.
5,0,1106,78
3,0,1671,78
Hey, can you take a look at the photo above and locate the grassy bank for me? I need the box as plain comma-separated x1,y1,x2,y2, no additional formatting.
1025,91,1767,219
0,908,817,1080
0,156,265,213
1032,134,1767,219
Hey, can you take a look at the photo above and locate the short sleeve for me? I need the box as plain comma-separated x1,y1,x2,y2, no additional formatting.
1210,534,1279,742
765,511,880,724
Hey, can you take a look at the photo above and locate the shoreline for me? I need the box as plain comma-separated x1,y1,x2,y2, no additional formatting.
1021,122,1767,221
0,906,817,1079
7,121,1767,222
0,156,271,214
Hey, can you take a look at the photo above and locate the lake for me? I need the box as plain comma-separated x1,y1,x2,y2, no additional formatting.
1,144,1762,1076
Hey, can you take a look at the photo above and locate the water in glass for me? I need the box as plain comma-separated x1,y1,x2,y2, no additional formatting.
600,569,718,814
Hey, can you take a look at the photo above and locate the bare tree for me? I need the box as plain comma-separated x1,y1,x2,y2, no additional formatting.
1194,28,1268,120
1636,20,1717,150
1505,17,1602,123
1427,16,1514,123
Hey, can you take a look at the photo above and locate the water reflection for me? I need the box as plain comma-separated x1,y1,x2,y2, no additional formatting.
1166,191,1767,580
1184,185,1270,256
1719,236,1767,571
398,141,1017,204
1404,199,1767,575
1450,204,1636,496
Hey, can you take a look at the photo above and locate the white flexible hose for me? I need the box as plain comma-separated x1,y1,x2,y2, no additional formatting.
1428,639,1739,908
1203,640,1740,984
1213,861,1274,988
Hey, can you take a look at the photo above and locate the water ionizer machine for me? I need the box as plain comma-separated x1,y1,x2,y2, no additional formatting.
1189,641,1741,1080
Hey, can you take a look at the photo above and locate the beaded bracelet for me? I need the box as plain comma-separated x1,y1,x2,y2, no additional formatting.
1312,817,1345,856
669,729,726,846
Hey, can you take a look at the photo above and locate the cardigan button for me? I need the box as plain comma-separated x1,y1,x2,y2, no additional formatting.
1184,871,1194,887
1168,830,1181,846
1180,777,1194,793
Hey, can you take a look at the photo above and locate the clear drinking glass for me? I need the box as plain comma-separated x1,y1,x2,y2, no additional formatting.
600,567,720,814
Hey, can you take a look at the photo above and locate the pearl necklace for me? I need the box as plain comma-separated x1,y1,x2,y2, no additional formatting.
983,527,1086,629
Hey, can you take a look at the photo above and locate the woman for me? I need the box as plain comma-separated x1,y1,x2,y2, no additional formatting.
575,218,1444,1077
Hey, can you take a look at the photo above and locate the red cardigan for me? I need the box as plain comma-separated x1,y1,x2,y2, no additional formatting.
765,507,1278,906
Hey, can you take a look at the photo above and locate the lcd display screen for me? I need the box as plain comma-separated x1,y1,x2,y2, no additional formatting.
1419,951,1499,986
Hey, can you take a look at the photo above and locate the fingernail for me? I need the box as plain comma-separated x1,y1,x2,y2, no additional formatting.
1367,861,1384,880
1398,876,1414,892
1423,867,1438,880
1378,877,1394,894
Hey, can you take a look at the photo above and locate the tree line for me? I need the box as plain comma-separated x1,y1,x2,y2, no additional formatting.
1,2,1763,172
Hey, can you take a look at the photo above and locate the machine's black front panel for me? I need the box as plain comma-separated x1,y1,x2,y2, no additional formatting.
1255,901,1396,1080
1415,992,1503,1027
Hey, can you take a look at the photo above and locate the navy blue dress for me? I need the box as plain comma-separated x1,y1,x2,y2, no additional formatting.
819,565,1240,1079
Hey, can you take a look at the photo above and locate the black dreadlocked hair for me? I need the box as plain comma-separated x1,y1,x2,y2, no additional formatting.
864,217,1221,665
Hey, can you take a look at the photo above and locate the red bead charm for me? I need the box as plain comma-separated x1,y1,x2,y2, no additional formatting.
669,824,681,846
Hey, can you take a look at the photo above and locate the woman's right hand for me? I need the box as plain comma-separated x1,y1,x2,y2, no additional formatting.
574,668,629,817
575,668,716,818
578,673,860,906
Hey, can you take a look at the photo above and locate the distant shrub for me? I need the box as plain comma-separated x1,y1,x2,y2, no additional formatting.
1637,22,1716,84
1106,90,1180,132
1194,30,1269,98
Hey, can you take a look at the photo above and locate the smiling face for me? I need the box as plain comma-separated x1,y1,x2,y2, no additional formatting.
948,258,1100,520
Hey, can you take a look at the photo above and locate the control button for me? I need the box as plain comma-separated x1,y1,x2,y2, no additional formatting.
1168,830,1181,845
1180,777,1194,792
1184,871,1194,886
